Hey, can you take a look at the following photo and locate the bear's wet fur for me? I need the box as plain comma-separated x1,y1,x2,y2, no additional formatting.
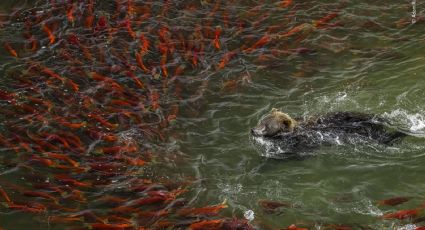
251,108,406,153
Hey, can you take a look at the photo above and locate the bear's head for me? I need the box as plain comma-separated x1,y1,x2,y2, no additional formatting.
251,108,297,137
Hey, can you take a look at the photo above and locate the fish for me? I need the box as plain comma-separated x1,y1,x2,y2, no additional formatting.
313,12,339,28
189,219,223,230
47,216,83,223
65,189,87,203
377,196,412,206
67,34,79,45
135,52,150,72
101,145,137,155
279,23,310,38
56,119,87,129
66,3,75,25
107,214,133,224
42,24,55,44
284,224,308,230
217,51,237,69
382,209,420,220
126,71,144,89
178,200,228,216
44,152,79,167
55,175,91,188
95,195,128,204
123,19,136,39
280,0,293,8
23,191,59,203
258,199,291,214
139,34,150,54
150,90,160,110
95,16,108,32
8,202,47,213
0,188,12,204
127,195,166,207
89,223,133,230
39,66,65,82
244,35,271,53
43,133,71,149
213,26,221,49
3,42,18,57
87,113,118,130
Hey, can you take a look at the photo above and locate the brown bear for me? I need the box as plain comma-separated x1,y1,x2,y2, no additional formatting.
251,108,406,154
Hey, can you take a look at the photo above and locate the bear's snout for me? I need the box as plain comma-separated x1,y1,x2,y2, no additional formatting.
251,127,264,137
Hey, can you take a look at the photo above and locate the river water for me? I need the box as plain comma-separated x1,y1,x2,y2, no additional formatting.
0,0,425,229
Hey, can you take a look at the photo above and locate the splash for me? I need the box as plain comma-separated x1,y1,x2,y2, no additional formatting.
383,109,425,135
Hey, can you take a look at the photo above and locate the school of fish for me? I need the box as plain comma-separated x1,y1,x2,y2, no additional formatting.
0,0,422,229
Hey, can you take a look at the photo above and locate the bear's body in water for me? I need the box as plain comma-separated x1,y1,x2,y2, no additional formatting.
251,108,406,154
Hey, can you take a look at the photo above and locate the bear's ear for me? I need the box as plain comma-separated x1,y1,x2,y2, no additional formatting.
271,108,278,113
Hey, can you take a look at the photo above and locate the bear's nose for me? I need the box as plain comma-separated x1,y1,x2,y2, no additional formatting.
251,128,258,136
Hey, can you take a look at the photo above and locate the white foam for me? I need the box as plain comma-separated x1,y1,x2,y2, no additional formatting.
397,224,417,230
383,109,425,134
251,136,288,158
244,209,255,221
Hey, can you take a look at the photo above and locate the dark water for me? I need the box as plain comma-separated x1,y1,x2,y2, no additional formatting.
0,0,425,229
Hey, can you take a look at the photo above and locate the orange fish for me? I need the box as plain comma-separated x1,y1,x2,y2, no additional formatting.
126,71,144,89
285,224,308,230
135,52,150,72
57,120,87,129
9,202,47,213
55,175,91,188
213,26,221,49
45,152,79,167
30,155,56,167
378,196,411,206
122,156,146,166
23,191,58,203
313,12,338,28
48,216,83,223
279,24,307,37
107,215,133,224
150,90,160,110
102,133,119,142
218,51,236,69
66,3,75,25
44,134,70,149
179,201,227,216
66,189,86,203
42,24,55,44
88,113,118,129
244,35,271,52
382,209,419,220
123,19,136,39
0,188,12,204
95,16,107,32
85,15,94,28
101,145,137,154
90,223,133,230
139,34,150,54
95,195,128,204
40,66,65,82
190,220,223,230
3,42,18,57
128,196,165,207
280,0,292,8
258,199,291,214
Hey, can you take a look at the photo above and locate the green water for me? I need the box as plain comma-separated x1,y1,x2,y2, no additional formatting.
0,0,424,229
173,2,425,229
